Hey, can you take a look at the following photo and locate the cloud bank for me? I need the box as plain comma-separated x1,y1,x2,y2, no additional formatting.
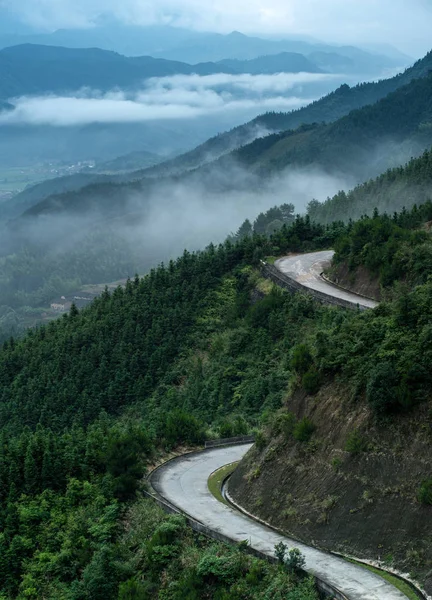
0,72,334,126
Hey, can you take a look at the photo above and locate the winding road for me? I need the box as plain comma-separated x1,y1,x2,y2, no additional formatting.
275,251,378,310
151,444,408,600
150,254,409,599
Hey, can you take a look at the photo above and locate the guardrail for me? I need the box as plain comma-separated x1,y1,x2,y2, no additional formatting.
261,263,369,312
205,435,255,448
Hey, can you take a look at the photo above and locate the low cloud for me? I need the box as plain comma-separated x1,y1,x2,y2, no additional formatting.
4,163,353,274
0,72,336,127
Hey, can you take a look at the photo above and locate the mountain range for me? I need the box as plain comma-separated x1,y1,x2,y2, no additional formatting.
0,23,410,75
0,44,322,100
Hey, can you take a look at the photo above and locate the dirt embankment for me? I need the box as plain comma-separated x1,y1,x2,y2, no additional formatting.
326,262,381,301
229,384,432,591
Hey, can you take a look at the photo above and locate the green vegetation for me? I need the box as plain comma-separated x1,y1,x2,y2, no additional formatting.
293,418,316,443
418,479,432,505
208,462,239,506
0,198,432,595
231,204,295,241
274,543,306,575
250,50,432,135
308,150,432,224
332,200,432,289
0,216,339,599
345,431,368,455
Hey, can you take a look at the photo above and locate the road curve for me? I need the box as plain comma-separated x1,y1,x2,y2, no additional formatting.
151,444,407,600
275,251,378,310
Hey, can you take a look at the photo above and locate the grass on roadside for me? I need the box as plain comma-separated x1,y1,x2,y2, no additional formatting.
208,462,239,506
347,559,421,600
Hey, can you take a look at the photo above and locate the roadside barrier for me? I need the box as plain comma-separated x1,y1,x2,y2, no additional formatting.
205,435,255,448
261,263,369,311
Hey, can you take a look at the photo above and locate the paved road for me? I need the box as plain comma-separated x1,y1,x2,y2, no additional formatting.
151,444,407,600
275,251,378,310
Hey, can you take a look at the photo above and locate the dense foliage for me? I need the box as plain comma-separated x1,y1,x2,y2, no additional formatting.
332,201,432,288
232,203,295,240
1,201,431,596
308,149,432,224
0,216,341,598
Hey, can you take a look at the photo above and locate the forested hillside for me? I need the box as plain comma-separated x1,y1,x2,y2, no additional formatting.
0,217,341,599
1,203,432,595
223,73,432,180
249,49,432,132
308,148,432,223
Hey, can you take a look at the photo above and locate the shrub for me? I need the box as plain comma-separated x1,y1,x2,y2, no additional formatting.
146,516,186,569
366,362,399,414
418,478,432,505
285,548,306,574
271,412,296,438
302,368,321,395
255,431,267,450
218,415,249,438
105,429,150,500
331,457,343,472
118,578,155,599
293,418,316,443
274,542,287,565
162,409,206,448
345,430,367,454
196,550,242,584
290,344,313,375
247,288,285,328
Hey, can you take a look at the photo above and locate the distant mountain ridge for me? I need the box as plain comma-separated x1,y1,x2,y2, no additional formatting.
0,22,410,74
0,44,322,100
153,30,407,74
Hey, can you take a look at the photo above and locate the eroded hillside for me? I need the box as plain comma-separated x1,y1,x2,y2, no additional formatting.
229,386,432,588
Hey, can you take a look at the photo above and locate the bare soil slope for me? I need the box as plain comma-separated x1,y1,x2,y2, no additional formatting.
229,384,432,590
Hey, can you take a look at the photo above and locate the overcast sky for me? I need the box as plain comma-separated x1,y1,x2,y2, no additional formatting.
1,0,431,57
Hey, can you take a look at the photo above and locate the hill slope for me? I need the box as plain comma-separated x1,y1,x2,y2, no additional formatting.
308,148,432,223
219,72,432,180
0,207,431,595
7,72,432,232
